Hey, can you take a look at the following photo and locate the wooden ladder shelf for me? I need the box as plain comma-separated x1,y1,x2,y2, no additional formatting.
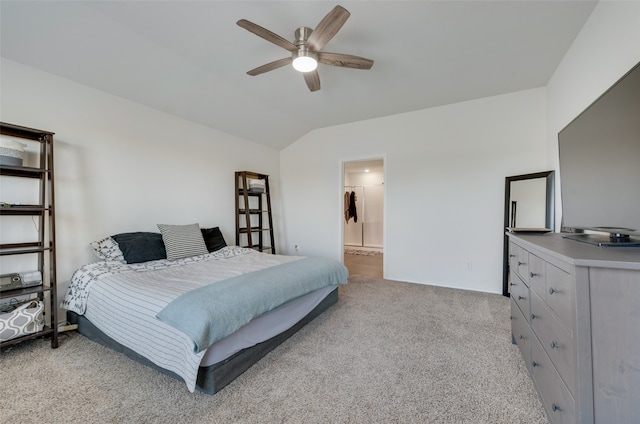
235,171,275,254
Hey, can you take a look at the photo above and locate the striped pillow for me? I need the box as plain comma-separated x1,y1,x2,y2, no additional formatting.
157,223,209,260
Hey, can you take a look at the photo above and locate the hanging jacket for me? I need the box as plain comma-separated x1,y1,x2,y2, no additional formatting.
344,191,351,223
349,191,358,223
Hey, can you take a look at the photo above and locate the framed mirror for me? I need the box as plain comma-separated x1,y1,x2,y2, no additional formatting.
502,171,555,296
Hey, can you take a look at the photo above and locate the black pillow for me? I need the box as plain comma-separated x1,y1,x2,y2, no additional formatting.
112,232,167,264
201,227,227,253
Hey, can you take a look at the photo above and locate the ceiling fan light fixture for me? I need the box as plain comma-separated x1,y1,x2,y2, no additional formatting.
238,7,373,90
292,47,318,73
292,56,318,72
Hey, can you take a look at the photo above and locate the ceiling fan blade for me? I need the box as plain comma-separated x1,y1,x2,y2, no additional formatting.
318,52,374,70
237,19,297,53
306,5,350,52
247,57,292,76
303,70,321,92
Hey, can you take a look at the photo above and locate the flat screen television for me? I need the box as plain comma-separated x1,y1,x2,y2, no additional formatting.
558,61,640,247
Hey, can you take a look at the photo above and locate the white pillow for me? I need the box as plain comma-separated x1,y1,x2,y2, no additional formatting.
157,223,209,260
89,236,125,263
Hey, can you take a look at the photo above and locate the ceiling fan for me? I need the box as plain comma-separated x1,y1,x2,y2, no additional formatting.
237,5,374,92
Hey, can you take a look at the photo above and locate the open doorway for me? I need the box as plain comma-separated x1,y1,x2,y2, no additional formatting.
342,159,384,278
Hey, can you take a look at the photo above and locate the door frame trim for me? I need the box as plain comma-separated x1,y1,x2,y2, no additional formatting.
339,155,387,279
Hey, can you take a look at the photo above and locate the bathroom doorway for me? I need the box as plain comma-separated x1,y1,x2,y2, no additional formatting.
342,159,384,278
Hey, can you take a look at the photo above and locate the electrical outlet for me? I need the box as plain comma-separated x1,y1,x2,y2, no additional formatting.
294,245,299,251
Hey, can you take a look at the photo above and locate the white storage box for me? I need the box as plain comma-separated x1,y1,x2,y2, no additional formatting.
0,138,26,166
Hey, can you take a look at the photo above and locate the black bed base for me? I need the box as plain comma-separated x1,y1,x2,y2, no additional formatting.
67,287,338,394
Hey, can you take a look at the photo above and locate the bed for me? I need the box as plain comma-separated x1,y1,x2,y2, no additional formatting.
62,225,348,394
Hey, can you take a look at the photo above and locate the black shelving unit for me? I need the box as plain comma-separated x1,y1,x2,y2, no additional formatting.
1,122,58,349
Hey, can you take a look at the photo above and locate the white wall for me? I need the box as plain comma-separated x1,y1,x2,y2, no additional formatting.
0,59,280,316
281,88,548,294
546,1,640,229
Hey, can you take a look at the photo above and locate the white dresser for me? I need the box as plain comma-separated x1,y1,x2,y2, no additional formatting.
508,233,640,424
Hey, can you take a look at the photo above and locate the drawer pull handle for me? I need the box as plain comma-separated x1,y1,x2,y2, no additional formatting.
531,314,537,320
518,261,526,266
552,403,562,412
509,254,516,258
519,335,525,340
510,282,516,287
550,341,559,349
532,361,539,368
549,287,557,295
518,295,525,301
530,272,538,278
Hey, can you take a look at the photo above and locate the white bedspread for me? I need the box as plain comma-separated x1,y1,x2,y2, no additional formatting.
62,247,310,392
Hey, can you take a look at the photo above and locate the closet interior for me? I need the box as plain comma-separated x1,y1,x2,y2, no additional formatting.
343,160,384,252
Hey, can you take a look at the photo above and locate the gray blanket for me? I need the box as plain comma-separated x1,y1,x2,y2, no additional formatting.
156,257,348,353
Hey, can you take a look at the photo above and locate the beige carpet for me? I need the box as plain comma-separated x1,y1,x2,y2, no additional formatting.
0,275,547,424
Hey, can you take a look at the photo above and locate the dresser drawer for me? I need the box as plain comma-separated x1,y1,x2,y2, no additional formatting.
510,272,530,323
531,336,576,424
530,291,575,396
515,245,529,284
508,242,519,281
511,298,531,373
528,253,546,299
545,263,575,331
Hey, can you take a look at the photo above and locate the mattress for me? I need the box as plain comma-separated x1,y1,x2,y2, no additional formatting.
67,287,339,394
200,285,335,366
62,247,346,392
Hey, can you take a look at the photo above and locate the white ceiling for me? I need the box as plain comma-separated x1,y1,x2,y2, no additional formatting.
0,1,597,150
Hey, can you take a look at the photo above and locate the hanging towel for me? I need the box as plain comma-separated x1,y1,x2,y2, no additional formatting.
247,178,265,193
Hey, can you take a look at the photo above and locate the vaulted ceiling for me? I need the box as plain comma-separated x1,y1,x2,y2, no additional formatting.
0,1,597,150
